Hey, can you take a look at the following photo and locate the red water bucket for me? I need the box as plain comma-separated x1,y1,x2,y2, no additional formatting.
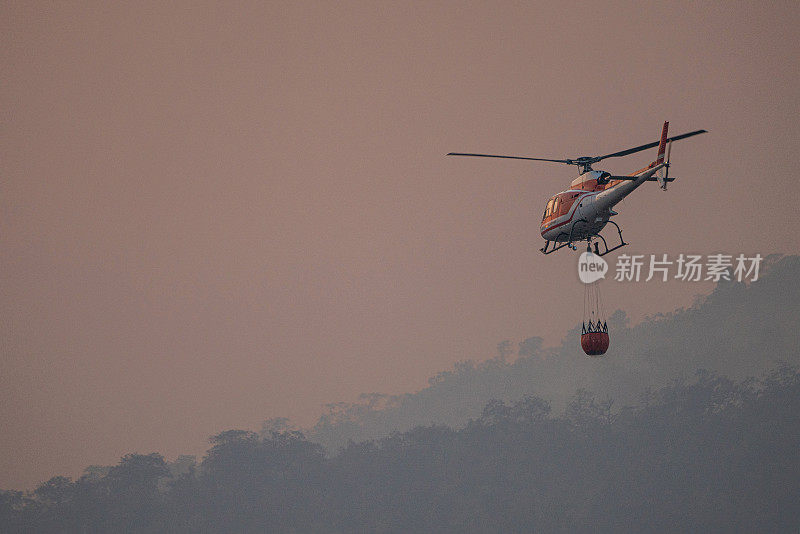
581,331,609,356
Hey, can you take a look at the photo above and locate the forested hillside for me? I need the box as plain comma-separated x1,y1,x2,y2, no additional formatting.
3,366,799,532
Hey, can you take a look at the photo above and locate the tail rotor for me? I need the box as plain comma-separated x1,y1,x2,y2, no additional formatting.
656,140,672,190
654,121,670,191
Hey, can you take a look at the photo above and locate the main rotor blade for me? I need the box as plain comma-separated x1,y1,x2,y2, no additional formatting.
447,152,571,164
593,129,707,162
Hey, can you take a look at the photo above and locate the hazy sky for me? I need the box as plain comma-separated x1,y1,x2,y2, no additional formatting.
2,1,799,489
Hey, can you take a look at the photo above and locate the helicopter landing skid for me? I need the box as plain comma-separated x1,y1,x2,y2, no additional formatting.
590,220,627,256
540,218,589,254
540,219,627,257
540,238,573,254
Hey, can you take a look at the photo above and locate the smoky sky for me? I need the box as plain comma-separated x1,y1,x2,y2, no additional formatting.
2,1,799,489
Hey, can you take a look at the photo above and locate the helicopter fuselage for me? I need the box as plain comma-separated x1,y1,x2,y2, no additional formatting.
540,166,661,243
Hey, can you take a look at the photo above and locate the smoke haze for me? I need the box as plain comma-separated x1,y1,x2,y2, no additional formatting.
2,1,799,492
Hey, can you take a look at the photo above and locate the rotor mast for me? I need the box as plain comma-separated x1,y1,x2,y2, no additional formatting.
567,157,595,174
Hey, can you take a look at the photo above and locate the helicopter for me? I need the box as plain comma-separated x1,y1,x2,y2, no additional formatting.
448,122,706,256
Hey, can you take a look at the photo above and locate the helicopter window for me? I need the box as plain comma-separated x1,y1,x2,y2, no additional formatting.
544,199,554,219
